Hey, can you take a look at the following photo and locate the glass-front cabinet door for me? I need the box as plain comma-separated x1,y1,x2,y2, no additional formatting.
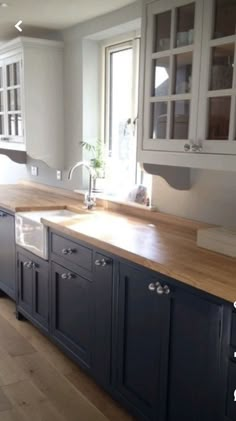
0,55,23,145
198,0,236,154
143,0,203,152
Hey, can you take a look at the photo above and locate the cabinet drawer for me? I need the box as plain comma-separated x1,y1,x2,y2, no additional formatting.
226,363,236,420
231,313,236,347
51,233,92,272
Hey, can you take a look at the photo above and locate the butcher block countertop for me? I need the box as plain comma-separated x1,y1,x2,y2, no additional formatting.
0,182,236,303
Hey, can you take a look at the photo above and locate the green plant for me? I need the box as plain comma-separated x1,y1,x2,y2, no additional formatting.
80,139,105,178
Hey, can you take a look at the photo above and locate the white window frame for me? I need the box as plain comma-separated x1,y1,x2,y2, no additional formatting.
101,33,141,184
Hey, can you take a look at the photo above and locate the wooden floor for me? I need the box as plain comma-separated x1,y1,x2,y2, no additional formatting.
0,296,134,421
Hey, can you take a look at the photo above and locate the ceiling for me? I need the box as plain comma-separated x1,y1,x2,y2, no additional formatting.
0,0,137,40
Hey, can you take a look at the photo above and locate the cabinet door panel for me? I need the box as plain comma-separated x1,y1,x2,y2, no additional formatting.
18,253,33,316
166,289,224,421
143,0,204,152
116,264,170,420
51,262,93,369
0,211,16,299
32,257,49,330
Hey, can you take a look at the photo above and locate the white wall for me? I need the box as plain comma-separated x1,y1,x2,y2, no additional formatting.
152,169,236,228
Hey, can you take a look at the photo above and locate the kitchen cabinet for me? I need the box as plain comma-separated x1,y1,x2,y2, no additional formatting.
50,237,113,387
0,37,64,168
114,262,228,421
17,248,49,332
138,0,236,171
0,209,16,299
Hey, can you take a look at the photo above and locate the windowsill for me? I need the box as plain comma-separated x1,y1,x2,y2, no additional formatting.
74,189,152,210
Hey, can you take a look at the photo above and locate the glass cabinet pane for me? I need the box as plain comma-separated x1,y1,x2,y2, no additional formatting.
7,62,20,87
151,102,168,139
0,67,2,89
171,100,190,139
213,0,236,39
8,114,22,136
208,96,231,140
155,11,171,52
176,3,195,47
0,115,3,135
7,88,21,111
153,57,170,96
174,52,193,94
210,44,234,90
0,92,3,112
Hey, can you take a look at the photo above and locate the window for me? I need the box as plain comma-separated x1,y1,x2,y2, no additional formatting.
102,37,151,203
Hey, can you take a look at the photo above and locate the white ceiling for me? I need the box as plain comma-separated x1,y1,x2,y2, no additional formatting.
0,0,137,40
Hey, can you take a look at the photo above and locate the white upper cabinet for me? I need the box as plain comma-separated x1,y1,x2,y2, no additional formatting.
0,37,64,168
139,0,236,170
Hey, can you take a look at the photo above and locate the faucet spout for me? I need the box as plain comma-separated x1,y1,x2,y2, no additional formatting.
68,161,96,209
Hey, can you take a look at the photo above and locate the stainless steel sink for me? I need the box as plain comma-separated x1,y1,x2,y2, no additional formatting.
15,209,82,259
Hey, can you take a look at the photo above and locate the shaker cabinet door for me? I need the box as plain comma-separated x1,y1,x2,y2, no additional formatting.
0,210,16,299
143,0,203,153
115,263,170,421
197,0,236,155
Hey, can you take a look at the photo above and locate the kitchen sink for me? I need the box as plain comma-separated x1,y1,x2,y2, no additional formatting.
15,209,83,259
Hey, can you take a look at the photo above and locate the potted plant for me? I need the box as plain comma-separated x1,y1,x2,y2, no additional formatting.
80,139,105,192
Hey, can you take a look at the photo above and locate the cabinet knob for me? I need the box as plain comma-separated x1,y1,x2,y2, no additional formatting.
156,285,164,295
148,283,156,291
61,272,73,280
191,143,202,153
95,258,111,267
0,211,7,217
163,285,170,295
24,261,33,269
184,143,191,152
62,248,75,255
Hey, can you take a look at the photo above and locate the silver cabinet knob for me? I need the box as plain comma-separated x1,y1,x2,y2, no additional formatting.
61,272,73,280
191,143,202,153
156,285,164,295
24,261,33,269
62,248,74,255
163,285,170,295
148,283,156,291
95,258,110,267
184,143,191,152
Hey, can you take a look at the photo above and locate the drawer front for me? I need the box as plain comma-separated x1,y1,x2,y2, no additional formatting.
51,233,92,272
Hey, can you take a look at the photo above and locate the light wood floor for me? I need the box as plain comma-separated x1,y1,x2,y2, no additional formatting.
0,296,134,421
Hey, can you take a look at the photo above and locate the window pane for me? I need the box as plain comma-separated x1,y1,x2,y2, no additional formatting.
174,53,192,94
153,57,170,96
155,12,171,52
210,44,234,90
8,114,22,136
208,97,231,140
176,3,195,47
171,100,190,139
213,0,236,39
108,47,136,191
151,102,168,139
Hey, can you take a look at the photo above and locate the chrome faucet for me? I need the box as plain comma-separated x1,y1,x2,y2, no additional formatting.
68,161,96,209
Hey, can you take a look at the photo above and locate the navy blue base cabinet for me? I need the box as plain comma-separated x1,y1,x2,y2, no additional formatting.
17,248,49,332
114,262,229,421
0,209,16,299
15,230,234,421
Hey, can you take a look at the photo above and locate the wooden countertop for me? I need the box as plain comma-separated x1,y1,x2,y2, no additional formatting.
0,183,235,303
